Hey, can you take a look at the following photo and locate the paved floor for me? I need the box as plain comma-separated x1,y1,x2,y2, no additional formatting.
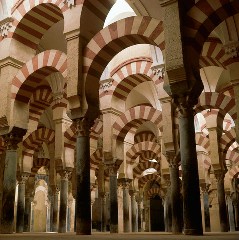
0,232,238,240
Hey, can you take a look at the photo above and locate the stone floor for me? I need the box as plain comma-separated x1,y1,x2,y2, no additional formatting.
0,232,238,240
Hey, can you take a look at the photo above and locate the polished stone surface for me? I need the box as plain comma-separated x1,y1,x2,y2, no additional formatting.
0,232,238,240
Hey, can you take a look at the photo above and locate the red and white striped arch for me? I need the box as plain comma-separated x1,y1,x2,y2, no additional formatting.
90,118,103,140
138,173,159,188
64,123,76,149
113,106,162,141
12,50,67,103
90,148,103,170
220,128,237,159
140,151,159,162
184,0,239,53
22,127,55,156
133,161,160,178
134,131,157,144
84,16,164,107
100,58,163,100
126,141,161,164
31,157,50,173
29,86,53,122
228,166,239,179
196,92,236,120
147,188,162,198
226,149,239,165
195,132,210,152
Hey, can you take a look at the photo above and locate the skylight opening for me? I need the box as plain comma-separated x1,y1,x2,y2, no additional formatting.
104,0,136,27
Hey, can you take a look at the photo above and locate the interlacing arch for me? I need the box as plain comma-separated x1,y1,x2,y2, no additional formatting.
228,166,239,179
184,0,239,53
12,50,67,103
83,16,164,108
90,148,103,170
133,161,160,178
100,58,163,100
113,106,162,141
90,118,103,140
32,157,50,173
195,132,210,152
196,92,236,120
147,187,162,199
64,123,76,149
140,151,159,162
126,141,161,164
29,86,53,122
134,131,157,144
220,128,237,160
138,173,159,188
226,149,239,165
22,127,55,156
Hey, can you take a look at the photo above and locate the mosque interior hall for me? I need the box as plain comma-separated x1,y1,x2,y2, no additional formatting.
0,0,239,239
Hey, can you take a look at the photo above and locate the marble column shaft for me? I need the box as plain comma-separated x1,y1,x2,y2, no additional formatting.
52,188,59,232
215,171,229,232
100,193,107,232
59,171,70,233
137,201,142,232
1,128,26,233
16,174,29,233
122,180,130,232
75,118,91,235
130,192,137,232
201,186,211,232
24,195,32,232
163,186,172,232
109,166,118,233
169,162,181,234
178,103,203,235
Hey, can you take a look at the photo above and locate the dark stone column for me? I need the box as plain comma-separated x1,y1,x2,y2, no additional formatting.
120,179,130,232
0,127,26,233
75,118,91,235
58,170,71,233
200,184,211,232
129,190,137,232
163,184,172,232
176,99,203,235
16,173,30,233
100,193,107,232
215,170,229,232
232,192,239,231
227,193,235,232
24,195,33,232
136,196,142,232
108,163,119,233
51,186,59,232
167,153,182,234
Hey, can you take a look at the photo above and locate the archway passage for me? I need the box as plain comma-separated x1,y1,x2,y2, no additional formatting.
150,195,165,232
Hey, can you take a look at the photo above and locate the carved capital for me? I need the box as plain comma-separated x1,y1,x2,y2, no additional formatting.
151,64,165,78
64,0,76,8
214,170,225,183
17,173,30,184
200,183,210,194
74,118,90,137
59,169,72,180
0,17,13,38
119,178,131,189
2,127,26,150
166,150,180,167
174,95,195,118
106,159,122,176
224,41,239,58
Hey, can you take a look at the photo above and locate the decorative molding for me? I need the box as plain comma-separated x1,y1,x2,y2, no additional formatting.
0,17,13,38
100,79,114,91
64,0,76,8
151,64,165,78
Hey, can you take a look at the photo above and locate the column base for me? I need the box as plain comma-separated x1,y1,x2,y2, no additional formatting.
110,225,118,233
183,229,203,235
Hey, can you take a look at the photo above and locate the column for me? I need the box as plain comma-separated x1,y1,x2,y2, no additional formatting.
120,179,130,232
136,195,142,232
51,186,59,232
75,118,91,235
200,183,211,232
16,173,30,233
176,97,203,235
227,193,235,232
163,185,172,232
215,170,229,232
129,190,137,232
24,195,33,232
144,200,150,232
167,152,182,234
108,163,119,233
0,127,26,233
58,170,71,233
100,193,107,232
232,192,239,231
